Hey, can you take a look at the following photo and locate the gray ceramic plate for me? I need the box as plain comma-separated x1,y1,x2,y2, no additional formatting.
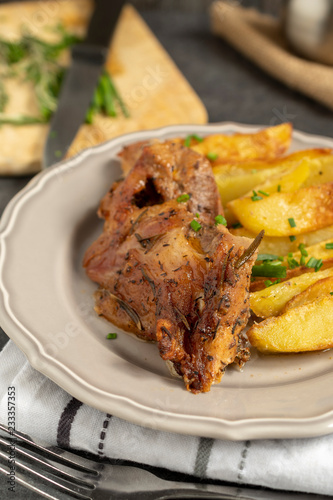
1,123,333,441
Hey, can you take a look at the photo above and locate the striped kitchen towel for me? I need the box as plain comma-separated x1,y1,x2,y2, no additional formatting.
1,340,333,496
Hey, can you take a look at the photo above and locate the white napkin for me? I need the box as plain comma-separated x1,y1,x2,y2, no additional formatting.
1,340,333,496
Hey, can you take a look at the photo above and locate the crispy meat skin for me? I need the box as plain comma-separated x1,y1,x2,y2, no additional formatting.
83,141,256,393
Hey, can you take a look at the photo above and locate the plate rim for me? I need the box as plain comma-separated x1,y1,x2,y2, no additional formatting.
2,121,333,441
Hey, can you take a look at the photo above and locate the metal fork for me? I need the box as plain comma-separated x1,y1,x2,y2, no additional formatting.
0,424,330,500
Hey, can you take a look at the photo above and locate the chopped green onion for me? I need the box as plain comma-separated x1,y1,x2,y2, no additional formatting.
264,279,281,288
315,259,323,272
300,255,306,266
232,222,243,229
215,215,227,226
184,134,203,147
287,252,299,269
190,219,202,232
306,257,323,271
256,253,280,261
251,190,263,201
177,193,190,203
289,235,296,242
258,190,270,197
106,333,117,339
298,243,308,257
277,184,281,192
207,151,219,161
288,217,296,228
195,212,200,218
252,263,287,278
330,292,333,295
325,243,333,249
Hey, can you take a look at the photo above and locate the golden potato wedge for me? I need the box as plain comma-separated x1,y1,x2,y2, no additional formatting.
230,225,333,256
228,182,333,237
189,123,292,163
250,258,333,292
247,295,333,353
249,266,333,318
303,151,333,187
214,165,282,206
282,276,333,313
282,238,333,266
242,159,310,197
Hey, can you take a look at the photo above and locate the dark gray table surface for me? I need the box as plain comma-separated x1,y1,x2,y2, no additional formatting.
1,6,333,499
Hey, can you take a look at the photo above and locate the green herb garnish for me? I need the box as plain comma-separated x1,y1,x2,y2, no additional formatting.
207,151,219,161
251,190,263,201
288,217,296,228
106,333,117,339
190,219,202,232
0,26,129,126
256,253,281,261
252,263,287,278
184,134,203,147
176,193,190,203
258,190,269,197
289,235,296,242
325,243,333,249
215,215,227,226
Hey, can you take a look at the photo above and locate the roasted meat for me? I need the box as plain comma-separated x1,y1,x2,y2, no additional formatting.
83,141,260,393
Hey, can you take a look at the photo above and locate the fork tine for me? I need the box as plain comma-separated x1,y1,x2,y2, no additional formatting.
0,423,98,473
0,443,92,500
0,435,96,487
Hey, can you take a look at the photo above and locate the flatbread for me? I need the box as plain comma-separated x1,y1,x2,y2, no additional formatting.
0,1,207,175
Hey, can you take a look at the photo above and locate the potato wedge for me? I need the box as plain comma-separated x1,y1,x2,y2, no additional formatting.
250,258,333,292
250,266,333,318
282,276,333,313
247,295,333,353
228,182,333,236
214,165,282,205
230,225,333,256
242,159,310,196
282,238,333,265
189,123,292,163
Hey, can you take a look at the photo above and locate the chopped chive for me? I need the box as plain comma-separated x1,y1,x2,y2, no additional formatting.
184,134,203,147
106,333,117,339
287,253,299,269
215,215,227,226
256,253,280,261
288,217,296,228
232,222,243,229
277,184,281,192
207,151,219,161
325,243,333,249
176,193,190,203
306,257,323,271
190,219,202,232
330,292,333,295
252,263,287,278
300,255,306,266
251,190,263,201
298,243,308,257
315,259,323,272
195,212,200,218
289,235,296,242
258,190,270,197
264,279,281,288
